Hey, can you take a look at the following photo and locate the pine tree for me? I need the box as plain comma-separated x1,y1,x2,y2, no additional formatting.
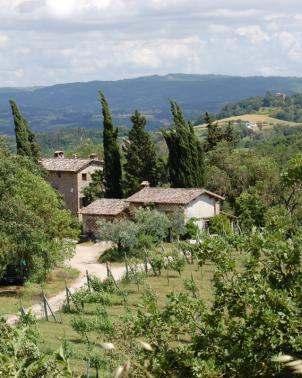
223,121,239,147
124,110,160,196
10,100,40,162
100,92,123,198
163,102,204,188
204,112,222,152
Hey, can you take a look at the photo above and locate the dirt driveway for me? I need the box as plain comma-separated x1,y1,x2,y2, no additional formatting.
6,242,125,325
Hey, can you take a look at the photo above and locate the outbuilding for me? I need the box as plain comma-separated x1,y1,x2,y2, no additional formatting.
126,187,224,229
80,198,129,236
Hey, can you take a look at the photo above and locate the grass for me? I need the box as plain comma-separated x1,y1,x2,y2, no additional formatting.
37,261,215,376
195,113,302,131
0,267,79,318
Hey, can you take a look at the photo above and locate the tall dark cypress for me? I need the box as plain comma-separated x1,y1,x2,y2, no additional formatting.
10,100,32,158
163,101,204,188
10,100,41,162
100,92,123,198
124,110,160,196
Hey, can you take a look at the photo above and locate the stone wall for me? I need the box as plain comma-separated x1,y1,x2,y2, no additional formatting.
82,213,125,236
46,164,102,215
47,171,79,214
77,165,102,209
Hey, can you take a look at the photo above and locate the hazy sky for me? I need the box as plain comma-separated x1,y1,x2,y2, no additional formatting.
1,0,302,86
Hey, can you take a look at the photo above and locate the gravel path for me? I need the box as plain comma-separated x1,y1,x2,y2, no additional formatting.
6,242,125,325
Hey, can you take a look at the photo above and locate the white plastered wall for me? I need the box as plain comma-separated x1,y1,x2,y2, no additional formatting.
184,194,220,228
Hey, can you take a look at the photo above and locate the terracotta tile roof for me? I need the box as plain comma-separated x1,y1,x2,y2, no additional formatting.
80,199,129,216
126,187,224,205
41,158,102,173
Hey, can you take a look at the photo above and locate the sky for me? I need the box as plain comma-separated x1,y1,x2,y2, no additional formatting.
1,0,302,86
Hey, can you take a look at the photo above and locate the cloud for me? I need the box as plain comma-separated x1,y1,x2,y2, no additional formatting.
17,0,43,13
0,34,9,47
236,25,269,44
0,0,302,86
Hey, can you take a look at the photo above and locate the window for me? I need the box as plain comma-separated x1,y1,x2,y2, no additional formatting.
204,220,210,229
57,172,61,178
80,197,89,208
82,173,87,181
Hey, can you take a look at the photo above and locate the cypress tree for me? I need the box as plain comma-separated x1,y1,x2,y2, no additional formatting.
163,101,204,188
124,110,160,196
10,100,31,158
100,92,123,198
10,100,40,162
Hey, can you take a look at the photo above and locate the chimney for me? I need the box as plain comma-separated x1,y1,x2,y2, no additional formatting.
89,153,98,160
54,151,64,158
140,181,150,189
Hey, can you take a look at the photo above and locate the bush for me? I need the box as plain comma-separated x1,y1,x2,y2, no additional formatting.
208,214,233,235
97,208,172,261
184,218,200,239
134,208,170,243
97,218,140,253
235,190,266,231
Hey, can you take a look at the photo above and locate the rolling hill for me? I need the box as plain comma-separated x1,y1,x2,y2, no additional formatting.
195,113,301,130
2,74,302,135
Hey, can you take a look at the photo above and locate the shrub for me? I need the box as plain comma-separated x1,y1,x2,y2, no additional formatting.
184,218,200,239
208,214,233,235
97,208,171,260
134,208,170,243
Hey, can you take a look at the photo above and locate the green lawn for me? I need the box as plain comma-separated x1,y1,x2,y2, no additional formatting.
37,261,215,376
0,267,79,318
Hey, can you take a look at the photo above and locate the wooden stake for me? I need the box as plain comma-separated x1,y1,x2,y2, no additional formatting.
86,270,91,291
106,262,110,278
144,251,148,275
65,281,70,311
42,292,57,322
124,252,129,279
42,291,48,321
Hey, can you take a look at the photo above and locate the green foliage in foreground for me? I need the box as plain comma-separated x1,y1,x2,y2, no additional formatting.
37,209,302,377
0,143,79,282
0,317,72,377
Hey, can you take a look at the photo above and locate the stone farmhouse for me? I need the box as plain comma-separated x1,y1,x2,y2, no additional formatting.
80,184,224,236
81,199,129,236
41,151,103,215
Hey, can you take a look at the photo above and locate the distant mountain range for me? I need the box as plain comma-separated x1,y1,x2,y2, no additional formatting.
2,73,302,135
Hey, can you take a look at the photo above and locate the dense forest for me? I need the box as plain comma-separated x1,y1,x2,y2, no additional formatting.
3,74,302,135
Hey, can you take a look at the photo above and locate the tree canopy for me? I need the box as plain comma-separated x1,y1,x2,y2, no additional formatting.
163,101,204,188
124,110,160,196
0,143,79,282
10,100,40,163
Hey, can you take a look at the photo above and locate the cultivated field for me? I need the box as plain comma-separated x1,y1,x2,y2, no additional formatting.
195,113,301,130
